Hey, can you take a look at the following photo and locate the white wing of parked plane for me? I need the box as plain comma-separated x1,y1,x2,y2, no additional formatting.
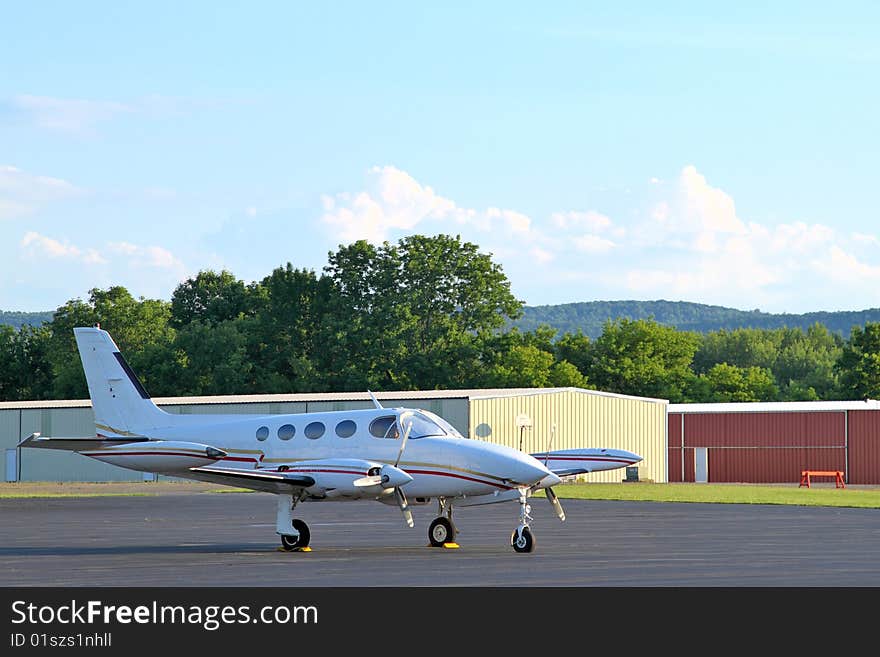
530,448,642,477
17,432,150,450
186,466,317,495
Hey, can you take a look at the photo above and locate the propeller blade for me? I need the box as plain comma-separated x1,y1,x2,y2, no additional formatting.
395,487,414,528
545,486,566,522
544,424,556,467
394,419,413,468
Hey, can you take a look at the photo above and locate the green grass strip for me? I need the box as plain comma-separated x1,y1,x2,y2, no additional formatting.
539,482,880,508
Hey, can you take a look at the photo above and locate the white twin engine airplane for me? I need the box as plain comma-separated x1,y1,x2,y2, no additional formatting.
20,327,642,553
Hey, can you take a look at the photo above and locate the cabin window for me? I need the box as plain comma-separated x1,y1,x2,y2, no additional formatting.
256,426,269,441
304,421,325,439
335,420,357,438
369,415,399,439
277,424,295,441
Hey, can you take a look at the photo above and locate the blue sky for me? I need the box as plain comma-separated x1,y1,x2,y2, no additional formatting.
2,2,878,313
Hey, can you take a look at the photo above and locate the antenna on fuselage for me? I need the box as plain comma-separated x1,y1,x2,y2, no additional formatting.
367,390,384,409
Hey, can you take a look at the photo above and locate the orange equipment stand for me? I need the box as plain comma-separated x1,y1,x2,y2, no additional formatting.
799,470,845,489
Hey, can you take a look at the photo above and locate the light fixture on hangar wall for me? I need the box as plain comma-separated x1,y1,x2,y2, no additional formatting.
516,413,532,451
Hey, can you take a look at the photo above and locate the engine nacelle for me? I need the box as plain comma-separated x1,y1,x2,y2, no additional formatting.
79,440,227,473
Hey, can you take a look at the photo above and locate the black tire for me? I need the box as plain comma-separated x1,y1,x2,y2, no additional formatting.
280,519,311,550
511,526,535,553
428,516,456,547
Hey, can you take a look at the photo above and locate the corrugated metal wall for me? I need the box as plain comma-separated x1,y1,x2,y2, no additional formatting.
848,410,880,485
470,390,667,483
667,410,864,484
667,412,683,482
1,406,145,482
684,412,845,448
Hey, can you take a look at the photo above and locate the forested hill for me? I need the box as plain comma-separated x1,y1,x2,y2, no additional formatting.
0,311,53,329
511,300,880,338
7,301,880,338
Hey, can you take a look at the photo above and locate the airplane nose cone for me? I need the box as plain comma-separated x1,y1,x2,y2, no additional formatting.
508,454,556,487
622,450,643,464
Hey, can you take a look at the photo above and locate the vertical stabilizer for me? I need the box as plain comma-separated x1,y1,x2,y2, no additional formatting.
73,327,169,436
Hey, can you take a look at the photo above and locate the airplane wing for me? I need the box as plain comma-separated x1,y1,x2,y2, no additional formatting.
187,465,316,494
530,448,642,477
17,432,150,451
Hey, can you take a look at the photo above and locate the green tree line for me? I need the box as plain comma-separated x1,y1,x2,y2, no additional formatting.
2,233,880,403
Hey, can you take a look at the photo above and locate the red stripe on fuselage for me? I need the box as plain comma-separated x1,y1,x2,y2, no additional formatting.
533,455,637,465
405,469,513,490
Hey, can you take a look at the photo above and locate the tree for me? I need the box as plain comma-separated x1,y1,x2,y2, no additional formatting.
774,324,842,400
0,325,53,401
836,322,880,399
483,344,555,388
693,328,780,374
250,264,335,392
170,270,255,328
553,330,592,377
323,235,523,390
46,287,174,398
695,363,779,402
173,319,255,395
587,318,700,401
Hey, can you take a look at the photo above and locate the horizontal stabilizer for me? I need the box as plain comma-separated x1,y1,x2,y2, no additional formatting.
17,432,150,451
188,465,316,494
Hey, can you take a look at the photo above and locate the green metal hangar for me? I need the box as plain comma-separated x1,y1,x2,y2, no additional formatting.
1,387,668,483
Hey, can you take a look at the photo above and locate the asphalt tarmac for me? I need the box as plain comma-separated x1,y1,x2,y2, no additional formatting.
3,492,880,586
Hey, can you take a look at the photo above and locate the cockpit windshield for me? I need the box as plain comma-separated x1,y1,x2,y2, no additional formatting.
399,410,464,440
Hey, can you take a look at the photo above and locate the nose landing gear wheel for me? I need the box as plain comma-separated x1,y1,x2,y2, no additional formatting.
428,516,456,547
280,518,311,550
511,526,535,553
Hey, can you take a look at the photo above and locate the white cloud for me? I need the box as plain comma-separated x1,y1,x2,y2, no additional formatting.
21,232,106,264
486,207,531,233
20,232,186,274
313,163,879,312
107,242,185,271
531,247,555,264
573,234,615,253
814,246,880,283
12,94,132,134
852,232,880,246
321,165,536,243
679,164,745,235
551,210,613,232
0,165,82,219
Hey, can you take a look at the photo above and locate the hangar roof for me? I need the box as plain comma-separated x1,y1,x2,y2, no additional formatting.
669,400,880,413
0,386,666,410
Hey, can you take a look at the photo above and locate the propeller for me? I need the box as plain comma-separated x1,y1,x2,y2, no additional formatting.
352,416,414,528
393,418,414,527
395,416,412,468
395,487,413,528
545,485,566,522
542,422,566,522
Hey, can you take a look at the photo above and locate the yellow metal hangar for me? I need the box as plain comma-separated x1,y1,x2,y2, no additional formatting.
1,387,668,484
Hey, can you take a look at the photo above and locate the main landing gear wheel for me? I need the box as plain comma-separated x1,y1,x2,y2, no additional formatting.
511,526,535,553
280,519,311,551
428,516,456,547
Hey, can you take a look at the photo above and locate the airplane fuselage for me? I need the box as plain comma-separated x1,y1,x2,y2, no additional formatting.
84,407,560,501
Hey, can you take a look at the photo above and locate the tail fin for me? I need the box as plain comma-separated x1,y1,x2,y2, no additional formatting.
73,327,169,436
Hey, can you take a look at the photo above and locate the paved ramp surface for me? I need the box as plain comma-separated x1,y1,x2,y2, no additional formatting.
2,493,879,586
